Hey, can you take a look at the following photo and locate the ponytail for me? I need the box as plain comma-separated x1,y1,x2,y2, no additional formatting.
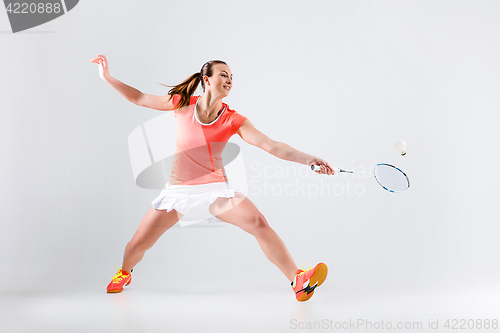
158,72,201,109
157,60,227,109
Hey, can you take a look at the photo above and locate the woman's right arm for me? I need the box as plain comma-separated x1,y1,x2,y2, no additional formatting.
90,54,175,111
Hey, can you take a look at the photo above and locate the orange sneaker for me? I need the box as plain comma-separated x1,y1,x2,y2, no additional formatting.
106,267,133,293
291,263,328,302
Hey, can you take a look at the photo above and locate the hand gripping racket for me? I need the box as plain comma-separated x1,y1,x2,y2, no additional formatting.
311,163,410,193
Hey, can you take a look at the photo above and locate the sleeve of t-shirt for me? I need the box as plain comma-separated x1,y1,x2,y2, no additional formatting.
171,94,181,117
231,111,248,136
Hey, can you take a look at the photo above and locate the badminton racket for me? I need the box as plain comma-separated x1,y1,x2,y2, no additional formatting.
311,163,410,193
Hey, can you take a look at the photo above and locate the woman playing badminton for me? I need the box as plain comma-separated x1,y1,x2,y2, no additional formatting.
90,55,334,302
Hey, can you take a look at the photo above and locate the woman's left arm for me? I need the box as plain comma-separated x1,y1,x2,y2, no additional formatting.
236,120,334,175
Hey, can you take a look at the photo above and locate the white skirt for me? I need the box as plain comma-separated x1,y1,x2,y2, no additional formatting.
151,182,244,227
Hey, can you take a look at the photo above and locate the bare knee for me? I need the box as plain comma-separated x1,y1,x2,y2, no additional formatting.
247,214,271,237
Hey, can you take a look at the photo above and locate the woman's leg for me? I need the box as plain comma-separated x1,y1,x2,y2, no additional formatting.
121,206,184,273
209,193,298,282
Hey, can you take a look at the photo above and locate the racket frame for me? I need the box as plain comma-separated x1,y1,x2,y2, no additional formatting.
311,163,410,193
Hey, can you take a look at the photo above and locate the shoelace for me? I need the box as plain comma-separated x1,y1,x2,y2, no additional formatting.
112,266,130,282
297,262,313,277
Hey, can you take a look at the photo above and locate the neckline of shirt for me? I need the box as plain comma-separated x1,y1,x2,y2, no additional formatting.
194,96,227,126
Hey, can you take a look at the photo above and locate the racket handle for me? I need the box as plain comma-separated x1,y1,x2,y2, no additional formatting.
311,165,320,171
311,165,355,174
311,165,341,174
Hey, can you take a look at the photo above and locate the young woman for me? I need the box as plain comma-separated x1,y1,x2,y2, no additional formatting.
90,55,334,302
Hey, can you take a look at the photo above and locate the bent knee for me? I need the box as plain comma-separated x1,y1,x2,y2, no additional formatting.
247,214,270,236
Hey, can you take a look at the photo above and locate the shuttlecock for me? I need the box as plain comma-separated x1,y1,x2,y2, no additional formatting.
394,140,407,156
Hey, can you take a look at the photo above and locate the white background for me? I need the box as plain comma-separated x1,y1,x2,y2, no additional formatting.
1,1,499,332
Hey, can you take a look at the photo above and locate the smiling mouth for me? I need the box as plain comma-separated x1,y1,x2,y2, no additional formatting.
223,86,230,90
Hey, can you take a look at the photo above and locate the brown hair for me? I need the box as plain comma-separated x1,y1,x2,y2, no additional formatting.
158,60,227,109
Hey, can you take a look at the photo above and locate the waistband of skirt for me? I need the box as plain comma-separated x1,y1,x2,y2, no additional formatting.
165,182,230,189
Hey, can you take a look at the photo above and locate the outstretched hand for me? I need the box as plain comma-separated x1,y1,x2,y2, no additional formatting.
89,54,110,80
309,157,335,175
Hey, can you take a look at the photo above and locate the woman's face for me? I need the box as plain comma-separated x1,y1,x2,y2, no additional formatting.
205,64,232,96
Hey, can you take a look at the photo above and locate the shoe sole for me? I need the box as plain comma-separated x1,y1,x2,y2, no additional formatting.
297,263,328,302
107,289,123,293
310,263,328,288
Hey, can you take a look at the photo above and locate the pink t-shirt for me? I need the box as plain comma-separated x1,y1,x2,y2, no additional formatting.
169,94,247,186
